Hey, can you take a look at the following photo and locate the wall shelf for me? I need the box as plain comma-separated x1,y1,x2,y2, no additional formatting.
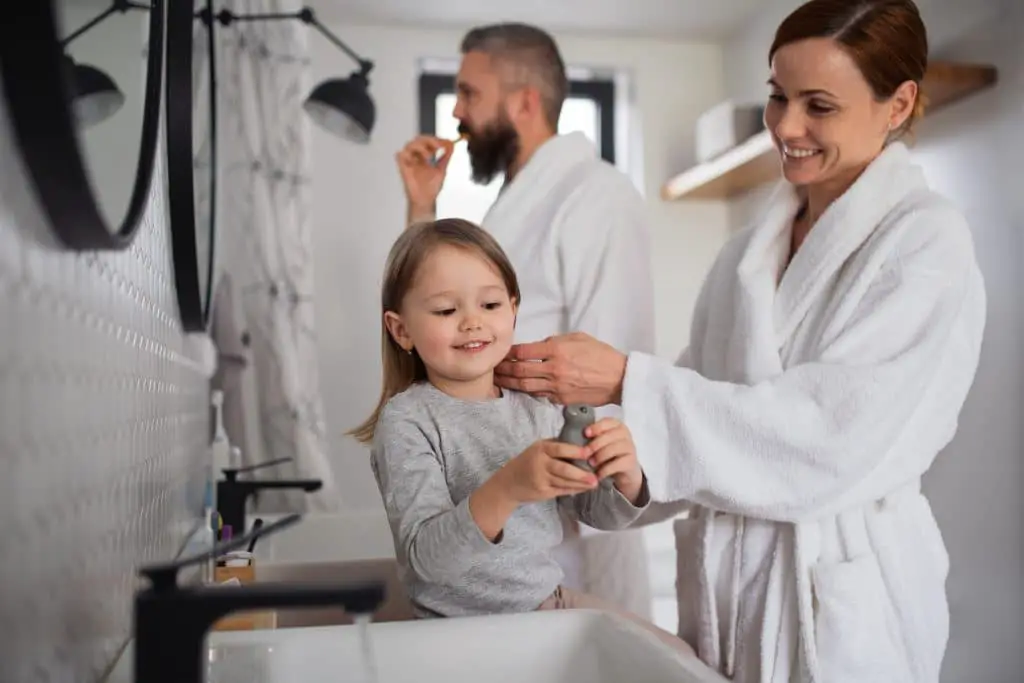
661,61,999,201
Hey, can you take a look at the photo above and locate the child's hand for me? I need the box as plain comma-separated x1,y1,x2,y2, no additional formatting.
583,418,644,504
499,440,599,504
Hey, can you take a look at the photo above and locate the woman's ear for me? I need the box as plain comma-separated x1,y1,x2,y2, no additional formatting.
384,311,414,352
889,80,918,131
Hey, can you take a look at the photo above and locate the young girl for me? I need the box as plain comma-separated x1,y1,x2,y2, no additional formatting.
350,218,693,656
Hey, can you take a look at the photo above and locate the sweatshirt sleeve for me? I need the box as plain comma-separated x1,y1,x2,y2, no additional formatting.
370,406,500,585
562,475,652,530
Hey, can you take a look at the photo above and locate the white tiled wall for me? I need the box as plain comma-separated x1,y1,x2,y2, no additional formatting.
0,82,209,681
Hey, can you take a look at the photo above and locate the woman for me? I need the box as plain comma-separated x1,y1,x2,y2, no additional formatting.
495,1,986,681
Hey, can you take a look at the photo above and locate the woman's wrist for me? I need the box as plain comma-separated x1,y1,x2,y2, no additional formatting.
609,351,628,405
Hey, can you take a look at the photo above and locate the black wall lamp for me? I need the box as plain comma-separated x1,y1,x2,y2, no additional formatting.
211,7,376,143
62,1,376,142
60,0,149,129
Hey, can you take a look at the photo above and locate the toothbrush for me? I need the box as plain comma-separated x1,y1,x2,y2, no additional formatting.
429,133,467,166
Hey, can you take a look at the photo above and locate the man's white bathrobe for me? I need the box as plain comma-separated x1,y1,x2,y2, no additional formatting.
482,132,658,616
623,142,986,682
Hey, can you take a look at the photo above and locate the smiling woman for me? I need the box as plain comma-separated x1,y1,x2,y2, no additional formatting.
764,0,926,232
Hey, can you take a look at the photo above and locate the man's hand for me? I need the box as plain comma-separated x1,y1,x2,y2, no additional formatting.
395,135,454,225
583,418,644,504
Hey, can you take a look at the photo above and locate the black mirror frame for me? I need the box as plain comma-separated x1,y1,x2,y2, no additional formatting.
166,0,217,332
0,0,165,251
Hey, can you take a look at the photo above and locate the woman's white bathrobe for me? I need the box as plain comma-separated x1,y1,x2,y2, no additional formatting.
623,142,986,683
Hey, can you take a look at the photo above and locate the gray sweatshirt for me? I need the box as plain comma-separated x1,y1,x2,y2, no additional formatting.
369,382,650,618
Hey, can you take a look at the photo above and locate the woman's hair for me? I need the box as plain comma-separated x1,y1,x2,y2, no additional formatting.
769,0,929,137
348,218,521,444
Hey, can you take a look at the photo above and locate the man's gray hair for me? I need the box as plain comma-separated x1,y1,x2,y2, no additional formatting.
460,22,568,130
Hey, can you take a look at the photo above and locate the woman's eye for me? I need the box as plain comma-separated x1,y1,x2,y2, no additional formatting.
808,101,835,115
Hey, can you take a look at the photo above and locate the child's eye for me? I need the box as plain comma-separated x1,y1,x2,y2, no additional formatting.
433,308,456,316
483,301,502,310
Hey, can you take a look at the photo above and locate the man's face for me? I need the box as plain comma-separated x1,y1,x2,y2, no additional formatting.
453,51,520,184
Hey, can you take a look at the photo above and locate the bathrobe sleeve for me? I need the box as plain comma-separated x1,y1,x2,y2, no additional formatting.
555,170,656,355
623,215,986,522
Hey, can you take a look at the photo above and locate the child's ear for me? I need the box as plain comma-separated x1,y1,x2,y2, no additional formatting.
510,297,518,327
384,311,414,352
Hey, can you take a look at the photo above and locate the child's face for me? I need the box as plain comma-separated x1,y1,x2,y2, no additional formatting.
385,244,517,396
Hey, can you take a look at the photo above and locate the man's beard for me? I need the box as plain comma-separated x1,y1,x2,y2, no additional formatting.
461,114,519,185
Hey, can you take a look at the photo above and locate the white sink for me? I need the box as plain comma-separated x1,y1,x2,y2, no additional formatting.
107,609,726,683
246,511,395,564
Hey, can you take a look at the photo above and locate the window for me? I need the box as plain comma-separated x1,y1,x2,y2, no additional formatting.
418,72,616,224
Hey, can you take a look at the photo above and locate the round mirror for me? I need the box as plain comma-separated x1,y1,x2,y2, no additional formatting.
165,0,217,331
0,0,164,250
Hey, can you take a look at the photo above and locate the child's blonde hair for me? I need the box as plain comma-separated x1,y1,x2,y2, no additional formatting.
349,218,522,444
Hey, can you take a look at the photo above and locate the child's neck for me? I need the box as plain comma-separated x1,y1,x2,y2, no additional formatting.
427,369,501,401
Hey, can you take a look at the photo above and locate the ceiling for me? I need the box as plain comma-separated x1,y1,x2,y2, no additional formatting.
309,0,769,40
62,0,1002,46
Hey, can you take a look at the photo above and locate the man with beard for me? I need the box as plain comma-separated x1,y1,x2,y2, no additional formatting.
394,22,657,621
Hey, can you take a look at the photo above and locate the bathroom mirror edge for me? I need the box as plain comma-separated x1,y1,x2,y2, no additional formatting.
0,0,166,251
166,0,217,332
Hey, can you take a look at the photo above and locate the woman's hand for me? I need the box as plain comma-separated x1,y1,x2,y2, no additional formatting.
583,418,644,504
494,332,628,406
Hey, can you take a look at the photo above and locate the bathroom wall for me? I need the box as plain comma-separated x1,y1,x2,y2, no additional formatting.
0,70,209,683
721,0,1024,679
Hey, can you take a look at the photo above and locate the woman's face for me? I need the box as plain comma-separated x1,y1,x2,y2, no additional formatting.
764,37,916,190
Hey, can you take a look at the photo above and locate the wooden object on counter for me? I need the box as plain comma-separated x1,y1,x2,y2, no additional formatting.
210,563,278,632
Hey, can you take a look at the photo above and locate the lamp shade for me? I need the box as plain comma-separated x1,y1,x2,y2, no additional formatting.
303,69,375,143
63,55,125,128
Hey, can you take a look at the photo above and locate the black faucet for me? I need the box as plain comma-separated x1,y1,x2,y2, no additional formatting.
133,513,386,683
216,457,323,536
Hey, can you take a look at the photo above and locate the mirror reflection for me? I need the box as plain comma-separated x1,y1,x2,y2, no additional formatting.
57,0,151,232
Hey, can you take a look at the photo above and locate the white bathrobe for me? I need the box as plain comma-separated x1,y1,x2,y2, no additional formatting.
622,142,986,683
483,132,658,616
483,131,656,354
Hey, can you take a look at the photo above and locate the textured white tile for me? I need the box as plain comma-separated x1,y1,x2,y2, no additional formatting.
0,71,209,681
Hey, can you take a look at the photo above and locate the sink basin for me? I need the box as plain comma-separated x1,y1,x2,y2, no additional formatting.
246,511,395,564
254,559,415,627
107,609,726,683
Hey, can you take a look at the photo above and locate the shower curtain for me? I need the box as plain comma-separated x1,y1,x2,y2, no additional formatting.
202,0,338,512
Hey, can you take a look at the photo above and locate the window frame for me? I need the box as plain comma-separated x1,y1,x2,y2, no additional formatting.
417,72,617,165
